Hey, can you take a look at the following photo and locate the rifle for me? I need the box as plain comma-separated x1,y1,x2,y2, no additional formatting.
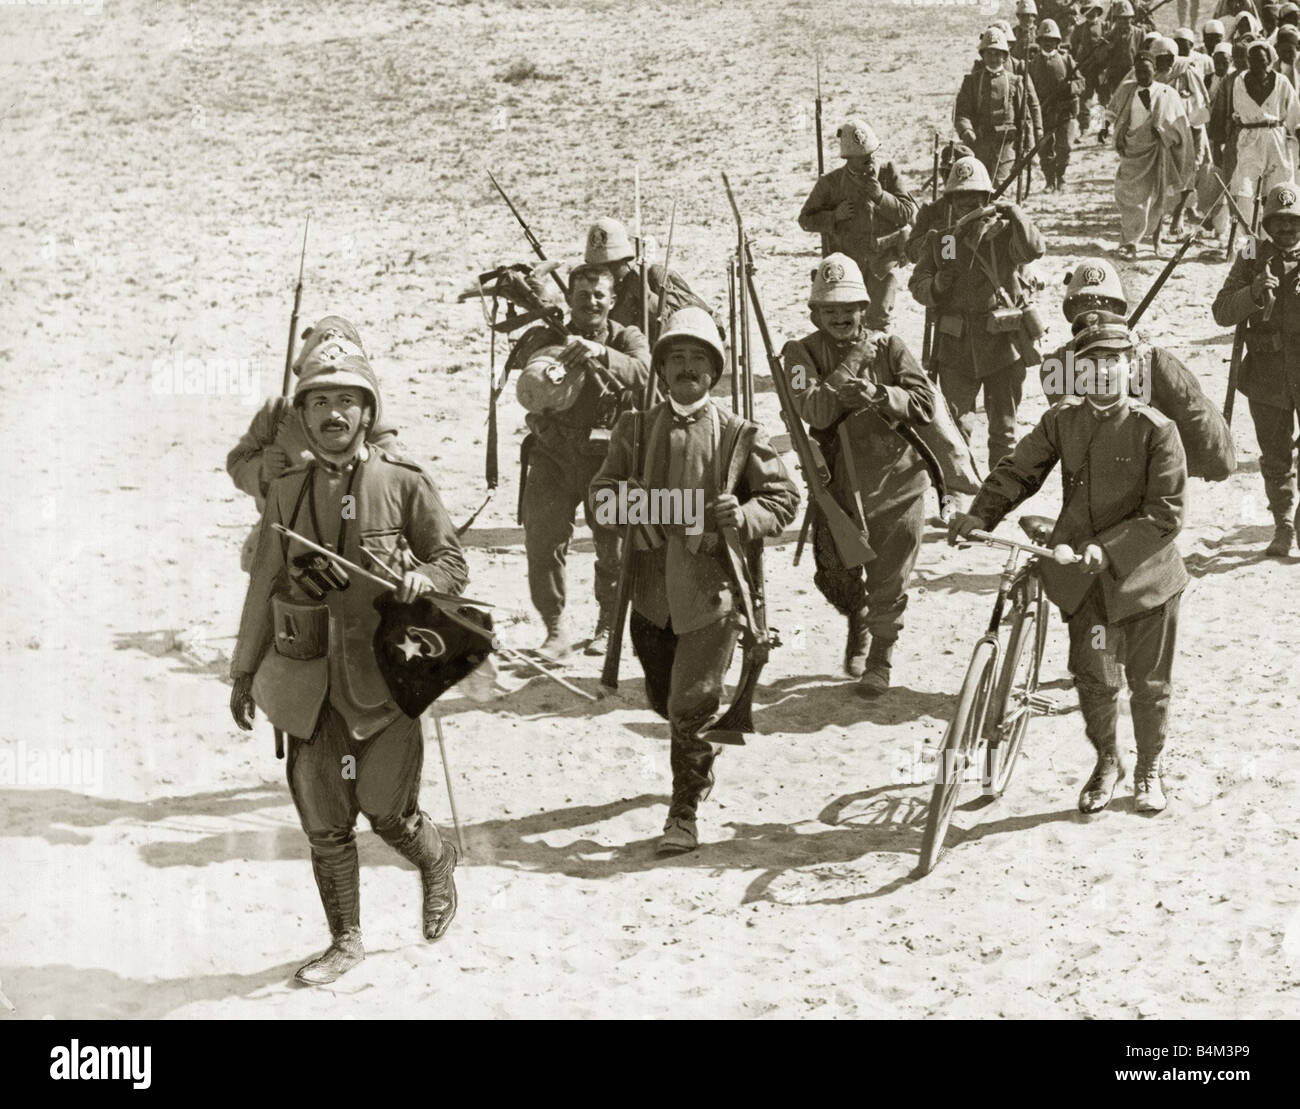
1224,178,1265,426
599,185,665,691
815,48,825,177
922,134,938,371
486,168,568,296
272,215,310,760
722,172,875,569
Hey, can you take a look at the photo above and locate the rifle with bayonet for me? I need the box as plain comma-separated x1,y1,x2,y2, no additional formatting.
722,172,875,570
486,168,568,296
270,215,310,761
1225,178,1265,427
600,183,669,692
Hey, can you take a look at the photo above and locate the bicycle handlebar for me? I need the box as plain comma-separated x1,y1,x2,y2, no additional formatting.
966,529,1082,564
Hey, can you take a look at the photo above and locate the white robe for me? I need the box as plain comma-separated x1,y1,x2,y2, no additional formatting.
1229,71,1300,198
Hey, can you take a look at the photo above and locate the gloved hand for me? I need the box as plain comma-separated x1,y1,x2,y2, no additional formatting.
947,512,986,545
230,672,255,731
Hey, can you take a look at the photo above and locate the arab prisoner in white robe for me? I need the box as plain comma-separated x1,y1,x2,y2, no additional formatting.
1113,80,1196,247
1228,69,1300,205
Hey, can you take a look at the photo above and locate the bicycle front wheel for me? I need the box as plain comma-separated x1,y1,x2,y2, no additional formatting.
983,587,1047,798
918,637,997,877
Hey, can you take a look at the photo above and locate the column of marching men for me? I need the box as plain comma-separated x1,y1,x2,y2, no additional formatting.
221,0,1297,988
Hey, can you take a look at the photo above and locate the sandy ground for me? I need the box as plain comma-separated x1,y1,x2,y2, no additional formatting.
1,0,1298,1020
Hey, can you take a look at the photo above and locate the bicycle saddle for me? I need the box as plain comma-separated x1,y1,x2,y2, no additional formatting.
1019,515,1055,545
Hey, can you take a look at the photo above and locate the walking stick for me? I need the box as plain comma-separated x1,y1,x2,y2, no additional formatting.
429,708,467,858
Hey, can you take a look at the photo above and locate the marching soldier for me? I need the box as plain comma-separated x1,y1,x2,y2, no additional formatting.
1029,19,1086,191
905,142,974,266
954,27,1044,191
226,315,399,570
1012,1,1043,65
590,308,798,856
1073,3,1110,134
1212,182,1300,556
582,217,719,344
510,264,651,657
909,156,1047,468
950,315,1189,815
1044,258,1235,481
229,337,466,985
797,117,919,333
784,255,936,694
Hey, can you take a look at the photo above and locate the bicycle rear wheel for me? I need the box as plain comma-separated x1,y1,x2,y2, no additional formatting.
917,638,997,877
983,585,1048,798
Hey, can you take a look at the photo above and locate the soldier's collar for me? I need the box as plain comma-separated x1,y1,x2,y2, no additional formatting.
569,318,608,342
315,443,369,474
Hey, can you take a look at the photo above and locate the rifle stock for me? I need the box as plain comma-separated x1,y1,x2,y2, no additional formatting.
721,172,875,568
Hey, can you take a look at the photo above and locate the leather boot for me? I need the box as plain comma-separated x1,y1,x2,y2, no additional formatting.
1077,690,1124,814
658,742,717,857
419,842,459,941
585,607,613,657
844,608,870,677
295,845,365,986
857,638,894,698
538,616,573,660
1266,520,1295,557
1131,702,1168,814
383,814,458,942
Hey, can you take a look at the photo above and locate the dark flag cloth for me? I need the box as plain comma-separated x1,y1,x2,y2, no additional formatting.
373,595,495,717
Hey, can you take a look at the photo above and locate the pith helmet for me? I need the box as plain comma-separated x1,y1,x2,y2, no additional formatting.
979,27,1011,52
515,344,583,414
1015,0,1038,16
584,218,635,265
1262,182,1300,230
652,306,725,382
1062,258,1128,320
292,315,365,375
809,253,870,307
838,117,880,157
1073,310,1135,357
293,336,378,410
1112,1,1135,18
944,155,993,195
1038,19,1062,40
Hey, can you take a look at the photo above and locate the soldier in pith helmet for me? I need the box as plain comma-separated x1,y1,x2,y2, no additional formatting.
229,339,467,986
910,156,1047,468
798,116,919,333
953,28,1043,190
1212,181,1300,556
584,217,719,344
589,308,797,856
784,254,936,695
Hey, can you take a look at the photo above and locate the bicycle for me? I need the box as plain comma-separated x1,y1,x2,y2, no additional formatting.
916,515,1081,877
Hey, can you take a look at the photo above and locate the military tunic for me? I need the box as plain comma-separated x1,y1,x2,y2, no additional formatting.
953,67,1043,189
909,202,1046,466
510,318,651,628
970,396,1188,757
1212,238,1300,524
797,162,919,332
232,445,468,945
783,329,936,640
590,400,797,820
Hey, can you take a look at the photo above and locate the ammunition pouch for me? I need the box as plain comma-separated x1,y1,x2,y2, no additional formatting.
253,594,330,739
271,595,329,660
937,313,965,339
